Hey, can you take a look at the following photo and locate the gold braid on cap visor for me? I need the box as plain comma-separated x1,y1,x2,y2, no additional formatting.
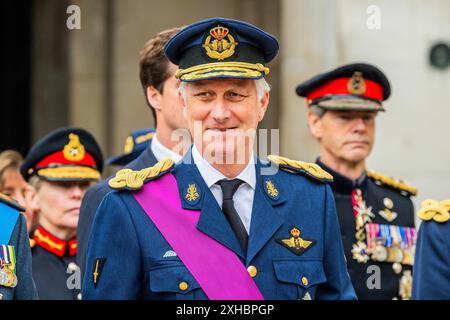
175,62,270,81
37,166,101,181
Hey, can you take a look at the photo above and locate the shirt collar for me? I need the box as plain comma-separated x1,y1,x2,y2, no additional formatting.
191,144,256,190
150,134,183,163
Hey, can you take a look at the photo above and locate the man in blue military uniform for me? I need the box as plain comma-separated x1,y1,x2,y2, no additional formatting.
82,17,355,300
297,63,417,299
76,27,190,283
413,199,450,299
0,192,38,300
106,128,156,167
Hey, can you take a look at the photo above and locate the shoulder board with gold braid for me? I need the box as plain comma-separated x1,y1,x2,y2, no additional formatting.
267,155,333,183
0,192,25,212
367,170,417,196
108,158,174,191
418,199,450,223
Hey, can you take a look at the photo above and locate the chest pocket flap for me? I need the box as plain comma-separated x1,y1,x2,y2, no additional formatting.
149,264,201,294
273,259,327,288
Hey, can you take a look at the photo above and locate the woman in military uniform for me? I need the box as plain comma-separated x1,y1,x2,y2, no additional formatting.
21,127,103,300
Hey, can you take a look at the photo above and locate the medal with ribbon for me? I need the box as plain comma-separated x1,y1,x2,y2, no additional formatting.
0,244,17,288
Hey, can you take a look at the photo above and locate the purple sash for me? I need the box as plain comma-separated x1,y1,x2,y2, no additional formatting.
132,173,264,300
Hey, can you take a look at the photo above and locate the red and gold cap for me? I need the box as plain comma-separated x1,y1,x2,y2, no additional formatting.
296,63,391,111
21,127,103,182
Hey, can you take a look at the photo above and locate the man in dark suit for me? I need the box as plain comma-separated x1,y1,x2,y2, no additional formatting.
76,27,191,287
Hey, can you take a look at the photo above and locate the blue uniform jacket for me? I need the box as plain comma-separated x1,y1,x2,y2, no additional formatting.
0,202,38,300
76,144,158,280
412,218,450,299
82,152,356,300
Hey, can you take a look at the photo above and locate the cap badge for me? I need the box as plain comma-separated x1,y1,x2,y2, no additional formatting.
123,136,134,154
347,71,366,95
63,133,85,161
203,25,237,60
276,227,316,256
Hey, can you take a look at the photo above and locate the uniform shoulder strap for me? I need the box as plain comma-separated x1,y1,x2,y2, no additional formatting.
108,158,174,190
267,155,333,183
418,199,450,223
367,170,417,196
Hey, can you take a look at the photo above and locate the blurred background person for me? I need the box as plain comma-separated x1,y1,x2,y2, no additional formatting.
76,26,192,284
106,128,155,167
297,63,416,299
21,127,103,300
0,150,38,233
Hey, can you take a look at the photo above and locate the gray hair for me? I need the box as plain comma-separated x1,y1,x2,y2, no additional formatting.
179,77,271,103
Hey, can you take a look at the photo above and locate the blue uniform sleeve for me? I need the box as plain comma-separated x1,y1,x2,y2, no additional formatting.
11,214,38,300
82,192,143,299
412,220,450,299
77,182,111,282
317,185,357,300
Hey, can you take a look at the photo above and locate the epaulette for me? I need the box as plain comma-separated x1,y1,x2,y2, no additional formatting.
267,155,333,183
0,192,25,212
418,199,450,223
108,158,174,190
367,170,417,196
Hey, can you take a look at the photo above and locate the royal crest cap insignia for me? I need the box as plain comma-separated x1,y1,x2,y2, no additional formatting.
347,71,366,95
63,133,86,161
276,227,315,256
202,25,237,61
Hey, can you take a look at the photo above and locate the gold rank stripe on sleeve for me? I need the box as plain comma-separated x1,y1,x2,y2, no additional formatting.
267,155,333,182
108,158,174,190
418,199,450,223
367,170,418,196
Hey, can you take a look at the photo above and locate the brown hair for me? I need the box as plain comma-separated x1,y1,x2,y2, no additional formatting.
139,27,183,125
0,150,24,189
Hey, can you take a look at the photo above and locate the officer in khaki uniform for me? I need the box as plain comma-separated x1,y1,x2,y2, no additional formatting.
0,193,38,300
297,63,417,299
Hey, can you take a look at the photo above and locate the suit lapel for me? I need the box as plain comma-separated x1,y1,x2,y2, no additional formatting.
247,160,285,263
173,149,245,260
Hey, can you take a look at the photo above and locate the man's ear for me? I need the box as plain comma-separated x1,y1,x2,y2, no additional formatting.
307,109,323,139
257,91,270,122
146,86,162,111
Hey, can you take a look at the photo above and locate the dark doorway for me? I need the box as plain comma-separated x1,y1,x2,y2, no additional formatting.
0,1,32,156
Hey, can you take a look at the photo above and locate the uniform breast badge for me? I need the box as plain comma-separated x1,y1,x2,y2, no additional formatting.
0,245,17,288
378,197,398,222
277,227,316,256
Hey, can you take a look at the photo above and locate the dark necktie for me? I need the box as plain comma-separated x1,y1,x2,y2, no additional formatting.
217,179,248,254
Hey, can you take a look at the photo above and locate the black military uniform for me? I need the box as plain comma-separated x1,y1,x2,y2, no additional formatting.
20,127,103,300
297,63,417,300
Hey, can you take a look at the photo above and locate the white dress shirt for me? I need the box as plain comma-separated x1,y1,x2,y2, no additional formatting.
150,134,183,163
192,144,256,233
